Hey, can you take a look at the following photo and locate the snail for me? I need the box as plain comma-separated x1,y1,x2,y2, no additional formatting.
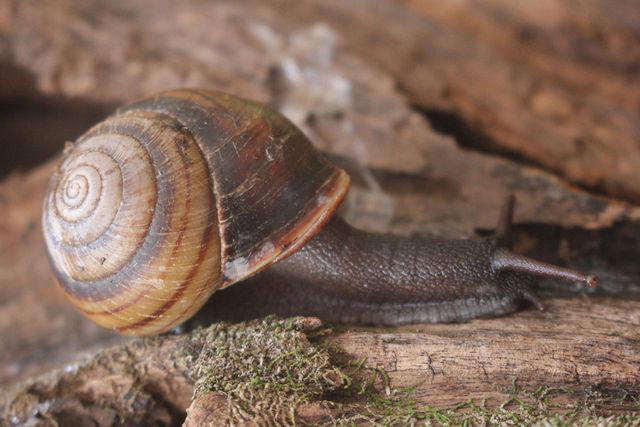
42,89,597,336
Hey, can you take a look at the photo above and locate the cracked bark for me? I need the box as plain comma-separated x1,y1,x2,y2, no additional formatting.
1,0,639,423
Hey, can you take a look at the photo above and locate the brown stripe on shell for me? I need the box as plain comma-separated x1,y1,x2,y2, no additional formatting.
116,197,218,333
119,89,349,286
73,110,220,335
49,111,206,302
158,287,209,332
114,134,221,334
78,122,195,317
79,120,218,336
114,126,206,334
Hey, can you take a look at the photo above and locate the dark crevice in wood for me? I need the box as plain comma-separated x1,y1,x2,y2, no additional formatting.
143,384,188,426
412,105,619,202
414,106,538,165
0,63,116,179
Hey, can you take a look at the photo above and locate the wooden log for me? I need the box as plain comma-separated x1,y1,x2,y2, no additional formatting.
2,302,638,425
332,297,640,408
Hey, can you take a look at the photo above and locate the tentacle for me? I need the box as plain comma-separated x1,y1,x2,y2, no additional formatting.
492,248,597,288
495,194,516,244
491,195,597,290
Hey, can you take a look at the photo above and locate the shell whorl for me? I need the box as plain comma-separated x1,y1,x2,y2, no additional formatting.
43,89,350,335
43,110,221,335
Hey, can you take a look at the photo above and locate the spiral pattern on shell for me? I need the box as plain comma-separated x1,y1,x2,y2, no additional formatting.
42,89,349,335
43,110,221,335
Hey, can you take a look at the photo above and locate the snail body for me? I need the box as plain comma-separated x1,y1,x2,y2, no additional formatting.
42,89,596,335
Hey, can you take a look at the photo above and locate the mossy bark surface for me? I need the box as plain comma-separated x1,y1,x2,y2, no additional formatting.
2,316,639,425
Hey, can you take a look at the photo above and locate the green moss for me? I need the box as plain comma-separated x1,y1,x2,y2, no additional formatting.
180,316,348,424
178,316,639,425
326,367,640,426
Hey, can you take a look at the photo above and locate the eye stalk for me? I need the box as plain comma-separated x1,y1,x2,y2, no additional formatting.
491,195,597,289
491,248,597,289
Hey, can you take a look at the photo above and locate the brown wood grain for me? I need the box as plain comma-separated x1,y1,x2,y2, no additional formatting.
2,299,638,424
333,297,640,407
3,0,640,200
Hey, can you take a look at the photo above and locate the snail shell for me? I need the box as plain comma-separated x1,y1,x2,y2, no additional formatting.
43,89,349,335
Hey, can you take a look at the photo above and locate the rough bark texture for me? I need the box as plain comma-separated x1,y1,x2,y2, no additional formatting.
0,0,639,424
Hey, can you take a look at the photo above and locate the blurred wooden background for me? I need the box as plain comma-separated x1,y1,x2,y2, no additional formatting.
1,0,639,424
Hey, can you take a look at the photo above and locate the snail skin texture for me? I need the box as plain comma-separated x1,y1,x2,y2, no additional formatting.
43,89,597,335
